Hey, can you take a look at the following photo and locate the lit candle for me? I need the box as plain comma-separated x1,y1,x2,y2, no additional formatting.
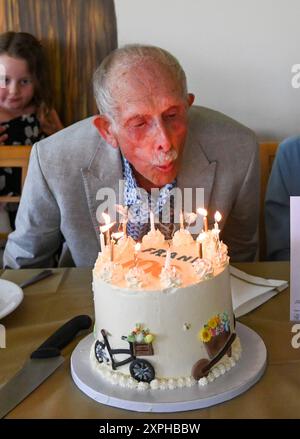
134,242,141,267
99,228,106,252
150,211,155,232
197,208,208,232
115,204,128,237
111,231,124,242
164,248,171,269
110,239,115,261
102,212,115,244
179,210,184,230
214,211,222,232
196,240,203,259
197,232,206,259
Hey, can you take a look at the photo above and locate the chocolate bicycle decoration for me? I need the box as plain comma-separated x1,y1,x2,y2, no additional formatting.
95,324,155,383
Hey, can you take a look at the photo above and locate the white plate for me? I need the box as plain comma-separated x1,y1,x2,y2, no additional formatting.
0,279,23,319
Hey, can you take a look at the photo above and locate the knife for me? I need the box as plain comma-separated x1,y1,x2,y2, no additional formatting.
0,315,92,418
19,269,55,289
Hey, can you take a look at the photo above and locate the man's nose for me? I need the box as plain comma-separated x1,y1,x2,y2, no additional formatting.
154,120,172,152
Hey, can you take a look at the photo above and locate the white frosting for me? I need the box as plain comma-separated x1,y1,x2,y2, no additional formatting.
142,228,166,247
172,228,194,247
192,258,213,280
159,266,182,288
214,241,229,268
115,235,136,261
125,266,146,288
198,337,242,386
97,261,124,283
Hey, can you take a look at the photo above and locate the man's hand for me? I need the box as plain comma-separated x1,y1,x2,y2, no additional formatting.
0,125,9,144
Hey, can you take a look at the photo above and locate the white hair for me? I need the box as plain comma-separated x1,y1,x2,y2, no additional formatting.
93,44,188,120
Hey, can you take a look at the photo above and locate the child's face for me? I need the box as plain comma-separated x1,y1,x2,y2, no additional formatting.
0,54,35,115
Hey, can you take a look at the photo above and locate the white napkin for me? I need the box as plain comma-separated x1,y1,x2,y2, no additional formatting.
230,266,288,318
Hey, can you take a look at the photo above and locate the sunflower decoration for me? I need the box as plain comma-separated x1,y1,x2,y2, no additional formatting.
198,312,230,343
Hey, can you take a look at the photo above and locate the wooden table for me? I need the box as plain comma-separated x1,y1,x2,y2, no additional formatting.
1,262,299,419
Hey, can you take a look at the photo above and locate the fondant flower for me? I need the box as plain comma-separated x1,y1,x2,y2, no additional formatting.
198,328,212,343
144,334,154,344
127,323,154,344
208,317,218,329
198,312,231,344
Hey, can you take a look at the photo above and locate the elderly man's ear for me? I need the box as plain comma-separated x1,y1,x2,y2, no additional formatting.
187,93,195,107
93,116,118,148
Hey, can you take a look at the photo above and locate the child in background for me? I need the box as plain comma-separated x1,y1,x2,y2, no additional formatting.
0,31,63,232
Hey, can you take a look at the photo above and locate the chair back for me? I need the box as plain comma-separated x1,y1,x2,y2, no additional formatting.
0,145,32,203
259,142,279,260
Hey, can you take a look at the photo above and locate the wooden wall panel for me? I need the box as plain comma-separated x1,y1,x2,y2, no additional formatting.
0,0,117,126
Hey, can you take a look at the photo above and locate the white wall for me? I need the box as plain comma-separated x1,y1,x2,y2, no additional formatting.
115,0,300,141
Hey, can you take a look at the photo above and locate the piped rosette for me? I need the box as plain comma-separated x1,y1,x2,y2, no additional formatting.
142,227,168,248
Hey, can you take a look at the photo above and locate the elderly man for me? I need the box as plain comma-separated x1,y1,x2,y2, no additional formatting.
4,45,259,268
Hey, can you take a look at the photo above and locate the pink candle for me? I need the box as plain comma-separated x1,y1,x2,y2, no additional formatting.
110,239,115,261
197,241,203,259
99,230,105,251
197,208,208,232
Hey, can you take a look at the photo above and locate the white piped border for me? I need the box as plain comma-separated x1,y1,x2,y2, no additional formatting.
71,323,266,413
90,337,242,391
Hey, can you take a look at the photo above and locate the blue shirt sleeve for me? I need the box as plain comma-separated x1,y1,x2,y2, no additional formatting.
265,136,300,260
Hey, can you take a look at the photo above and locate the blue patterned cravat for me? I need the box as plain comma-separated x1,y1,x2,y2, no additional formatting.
122,156,177,241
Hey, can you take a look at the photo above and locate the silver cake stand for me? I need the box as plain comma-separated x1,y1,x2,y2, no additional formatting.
71,322,266,413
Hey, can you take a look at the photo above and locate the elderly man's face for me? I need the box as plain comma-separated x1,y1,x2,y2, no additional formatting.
94,63,194,189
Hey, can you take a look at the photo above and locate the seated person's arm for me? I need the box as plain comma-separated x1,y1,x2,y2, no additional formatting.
222,139,259,262
3,143,63,268
265,138,300,261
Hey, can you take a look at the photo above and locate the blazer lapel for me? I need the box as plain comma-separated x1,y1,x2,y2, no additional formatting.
81,141,124,240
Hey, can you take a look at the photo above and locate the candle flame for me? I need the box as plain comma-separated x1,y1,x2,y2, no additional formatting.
214,211,222,222
197,232,206,242
184,211,197,226
100,222,115,233
111,231,124,241
135,242,141,252
102,212,111,225
197,207,207,217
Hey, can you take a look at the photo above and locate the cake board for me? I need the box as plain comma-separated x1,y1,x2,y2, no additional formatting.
71,322,266,413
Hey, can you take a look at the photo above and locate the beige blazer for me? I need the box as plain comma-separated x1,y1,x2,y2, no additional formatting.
4,106,259,268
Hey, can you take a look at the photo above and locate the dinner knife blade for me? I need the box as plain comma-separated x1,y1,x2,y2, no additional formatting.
0,314,92,418
0,356,64,418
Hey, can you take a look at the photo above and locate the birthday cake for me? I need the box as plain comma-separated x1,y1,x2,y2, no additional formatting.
91,213,241,391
